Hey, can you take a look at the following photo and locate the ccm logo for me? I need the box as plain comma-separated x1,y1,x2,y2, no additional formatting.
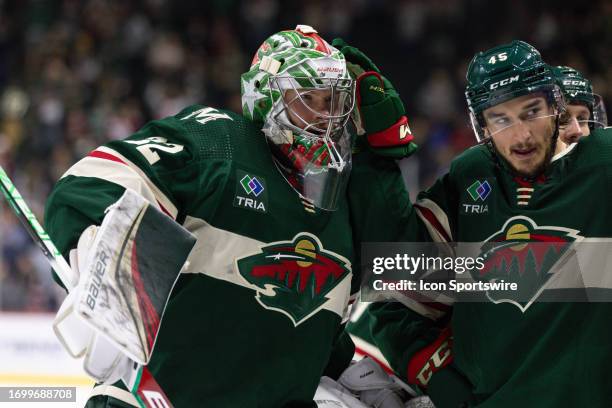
563,80,586,87
489,75,519,90
416,338,452,386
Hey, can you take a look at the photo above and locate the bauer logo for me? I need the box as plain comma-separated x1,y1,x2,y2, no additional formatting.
234,170,268,213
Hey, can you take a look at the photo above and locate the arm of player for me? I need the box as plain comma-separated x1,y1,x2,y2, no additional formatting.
44,107,206,286
332,38,418,159
368,302,473,408
44,107,208,405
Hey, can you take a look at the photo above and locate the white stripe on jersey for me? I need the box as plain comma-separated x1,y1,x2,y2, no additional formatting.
61,146,178,219
89,384,140,407
181,215,353,324
350,334,393,372
414,198,452,243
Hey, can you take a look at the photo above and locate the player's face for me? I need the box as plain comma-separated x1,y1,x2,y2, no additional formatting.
283,88,343,134
559,103,591,145
483,94,556,177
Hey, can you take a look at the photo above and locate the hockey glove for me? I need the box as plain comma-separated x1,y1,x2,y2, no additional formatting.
406,327,474,408
332,38,418,159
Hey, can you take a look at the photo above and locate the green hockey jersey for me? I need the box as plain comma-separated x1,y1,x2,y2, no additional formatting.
45,105,404,407
360,128,612,407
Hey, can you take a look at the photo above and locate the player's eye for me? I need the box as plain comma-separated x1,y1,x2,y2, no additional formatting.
559,112,571,126
493,117,509,126
524,107,541,119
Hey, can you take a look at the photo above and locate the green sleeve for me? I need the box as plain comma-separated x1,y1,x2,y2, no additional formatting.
322,324,356,380
367,302,449,379
44,106,208,287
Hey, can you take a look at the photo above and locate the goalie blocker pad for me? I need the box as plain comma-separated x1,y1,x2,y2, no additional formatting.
68,189,195,365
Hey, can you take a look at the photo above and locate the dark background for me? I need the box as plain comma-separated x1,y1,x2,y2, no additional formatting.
0,0,609,311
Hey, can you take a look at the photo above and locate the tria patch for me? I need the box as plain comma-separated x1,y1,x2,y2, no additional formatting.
476,216,582,312
236,233,351,326
462,179,492,215
234,170,268,213
467,180,492,201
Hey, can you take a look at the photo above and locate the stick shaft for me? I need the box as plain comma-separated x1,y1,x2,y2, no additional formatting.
0,166,77,288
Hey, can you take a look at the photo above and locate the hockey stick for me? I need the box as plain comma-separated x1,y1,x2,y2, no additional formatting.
0,166,174,408
0,166,77,289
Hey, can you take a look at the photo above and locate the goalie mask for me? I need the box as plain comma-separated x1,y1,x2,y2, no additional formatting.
553,65,607,136
241,25,355,211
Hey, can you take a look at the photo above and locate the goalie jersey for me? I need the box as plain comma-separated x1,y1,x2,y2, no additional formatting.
353,128,612,407
45,105,408,407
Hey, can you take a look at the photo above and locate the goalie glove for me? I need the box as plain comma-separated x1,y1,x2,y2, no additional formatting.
332,38,418,159
406,327,474,408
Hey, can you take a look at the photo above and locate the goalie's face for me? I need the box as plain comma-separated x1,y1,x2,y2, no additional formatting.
264,81,354,211
483,94,557,178
278,78,354,138
284,88,343,134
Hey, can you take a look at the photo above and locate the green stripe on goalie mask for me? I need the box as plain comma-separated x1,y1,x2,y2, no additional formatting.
240,26,355,211
465,40,562,142
240,28,351,124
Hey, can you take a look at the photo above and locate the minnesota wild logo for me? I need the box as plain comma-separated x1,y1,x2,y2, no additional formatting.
478,216,581,312
236,233,351,326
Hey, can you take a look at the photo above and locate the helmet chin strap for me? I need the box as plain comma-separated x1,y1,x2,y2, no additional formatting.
486,114,561,182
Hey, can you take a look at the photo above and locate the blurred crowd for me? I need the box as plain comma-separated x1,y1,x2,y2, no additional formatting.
0,0,610,311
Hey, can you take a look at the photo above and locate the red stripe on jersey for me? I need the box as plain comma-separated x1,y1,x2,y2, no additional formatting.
156,202,172,218
88,150,174,219
415,204,451,243
513,174,546,188
353,346,394,375
89,150,126,164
